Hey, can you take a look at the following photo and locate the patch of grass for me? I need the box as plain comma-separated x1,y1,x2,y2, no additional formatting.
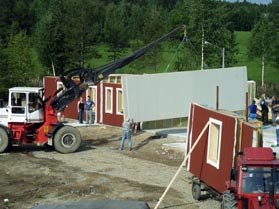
86,44,111,68
234,31,279,83
35,194,45,199
85,33,278,84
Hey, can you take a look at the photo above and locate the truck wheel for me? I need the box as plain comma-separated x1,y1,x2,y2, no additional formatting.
0,127,10,153
221,190,237,209
220,199,225,209
53,126,81,154
192,182,201,200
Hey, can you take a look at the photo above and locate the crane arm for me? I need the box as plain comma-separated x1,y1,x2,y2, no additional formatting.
50,25,185,112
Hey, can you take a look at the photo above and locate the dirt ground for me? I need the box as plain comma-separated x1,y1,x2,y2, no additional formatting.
0,125,220,209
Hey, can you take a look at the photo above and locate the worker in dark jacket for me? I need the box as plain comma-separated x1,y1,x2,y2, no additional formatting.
259,95,269,125
270,95,279,126
119,118,132,151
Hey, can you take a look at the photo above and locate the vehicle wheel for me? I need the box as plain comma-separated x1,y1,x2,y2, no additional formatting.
220,199,225,209
0,127,10,153
222,190,237,209
192,182,201,200
53,126,81,154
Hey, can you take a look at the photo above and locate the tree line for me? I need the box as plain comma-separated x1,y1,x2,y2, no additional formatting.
0,0,279,98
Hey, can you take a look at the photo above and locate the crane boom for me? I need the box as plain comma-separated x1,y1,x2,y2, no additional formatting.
50,25,185,112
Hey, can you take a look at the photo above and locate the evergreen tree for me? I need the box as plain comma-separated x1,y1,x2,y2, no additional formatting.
142,7,165,73
33,0,67,75
63,0,98,69
103,3,128,61
5,32,36,86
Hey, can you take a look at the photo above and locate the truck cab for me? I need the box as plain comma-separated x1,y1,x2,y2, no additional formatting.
0,87,44,126
232,147,279,209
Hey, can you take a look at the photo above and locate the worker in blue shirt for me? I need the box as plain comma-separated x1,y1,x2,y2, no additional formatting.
86,96,95,124
248,100,257,120
119,118,133,151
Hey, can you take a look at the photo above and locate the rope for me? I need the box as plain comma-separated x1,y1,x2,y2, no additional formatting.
163,26,200,72
164,27,188,72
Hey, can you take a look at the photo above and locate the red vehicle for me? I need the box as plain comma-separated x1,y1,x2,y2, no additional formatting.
192,147,279,209
0,25,184,154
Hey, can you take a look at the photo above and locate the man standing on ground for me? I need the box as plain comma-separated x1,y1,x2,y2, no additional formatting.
270,95,279,126
119,118,132,151
77,97,84,124
248,100,257,120
86,96,95,124
276,113,279,146
259,95,269,125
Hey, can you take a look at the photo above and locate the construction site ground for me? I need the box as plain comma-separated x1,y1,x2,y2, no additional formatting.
0,124,220,209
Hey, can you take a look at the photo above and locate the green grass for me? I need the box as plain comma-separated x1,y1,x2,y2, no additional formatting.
86,42,189,74
86,44,114,68
85,32,278,84
234,31,279,83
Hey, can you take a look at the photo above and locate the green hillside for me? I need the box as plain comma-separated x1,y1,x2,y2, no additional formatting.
234,31,278,83
85,31,278,86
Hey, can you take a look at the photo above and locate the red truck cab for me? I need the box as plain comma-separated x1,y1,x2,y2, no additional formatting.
230,147,279,209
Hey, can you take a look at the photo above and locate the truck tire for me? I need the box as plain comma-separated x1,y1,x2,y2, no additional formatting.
53,126,81,154
220,190,237,209
0,127,10,153
192,182,201,200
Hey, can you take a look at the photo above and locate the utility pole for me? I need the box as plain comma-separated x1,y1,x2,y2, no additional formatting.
201,27,204,70
221,47,225,68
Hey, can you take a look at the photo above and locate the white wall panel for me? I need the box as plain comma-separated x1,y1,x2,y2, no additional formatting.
123,67,247,122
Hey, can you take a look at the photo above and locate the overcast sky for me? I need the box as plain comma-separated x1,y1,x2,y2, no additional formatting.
225,0,272,4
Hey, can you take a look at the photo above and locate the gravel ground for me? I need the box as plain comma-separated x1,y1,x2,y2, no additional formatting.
0,125,220,209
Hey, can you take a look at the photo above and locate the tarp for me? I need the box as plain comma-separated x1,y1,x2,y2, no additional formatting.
30,200,151,209
122,67,247,122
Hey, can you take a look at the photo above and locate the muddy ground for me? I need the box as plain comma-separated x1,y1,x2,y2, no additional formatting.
0,125,220,209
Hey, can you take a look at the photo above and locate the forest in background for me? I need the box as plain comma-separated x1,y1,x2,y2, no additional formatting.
0,0,279,98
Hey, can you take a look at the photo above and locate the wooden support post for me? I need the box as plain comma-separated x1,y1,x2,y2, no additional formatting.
216,85,219,111
246,92,248,122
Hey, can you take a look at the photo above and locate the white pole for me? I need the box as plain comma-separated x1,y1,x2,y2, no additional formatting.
222,48,225,68
261,55,265,88
51,59,56,76
201,28,204,70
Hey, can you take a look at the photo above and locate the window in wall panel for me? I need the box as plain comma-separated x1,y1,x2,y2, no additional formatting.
105,87,113,113
207,118,222,169
116,88,123,115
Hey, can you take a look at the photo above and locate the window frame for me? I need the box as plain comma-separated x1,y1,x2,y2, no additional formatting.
105,87,113,114
116,88,124,115
206,118,222,169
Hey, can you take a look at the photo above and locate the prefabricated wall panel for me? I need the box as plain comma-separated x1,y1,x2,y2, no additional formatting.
122,67,247,122
186,103,254,193
101,83,123,127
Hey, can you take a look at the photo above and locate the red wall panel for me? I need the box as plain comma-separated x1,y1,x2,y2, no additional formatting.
187,104,253,193
101,83,123,127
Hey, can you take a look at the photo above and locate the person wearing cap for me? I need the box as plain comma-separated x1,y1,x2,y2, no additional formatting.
119,117,133,151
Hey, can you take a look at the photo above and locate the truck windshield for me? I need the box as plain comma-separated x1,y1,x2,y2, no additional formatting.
242,167,279,194
28,93,43,113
